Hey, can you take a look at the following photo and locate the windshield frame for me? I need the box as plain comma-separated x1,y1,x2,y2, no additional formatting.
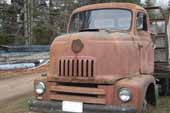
68,8,133,33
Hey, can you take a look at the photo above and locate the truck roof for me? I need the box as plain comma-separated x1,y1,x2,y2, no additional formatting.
73,3,145,14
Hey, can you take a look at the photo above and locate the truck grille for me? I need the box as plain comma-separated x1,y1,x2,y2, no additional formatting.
58,57,95,78
48,82,106,104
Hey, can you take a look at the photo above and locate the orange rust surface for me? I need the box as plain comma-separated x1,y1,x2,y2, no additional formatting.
50,32,154,81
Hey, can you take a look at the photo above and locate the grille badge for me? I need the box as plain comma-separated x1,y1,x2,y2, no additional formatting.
71,39,84,54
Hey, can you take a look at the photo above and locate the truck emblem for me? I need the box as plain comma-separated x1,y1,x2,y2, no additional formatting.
71,39,84,53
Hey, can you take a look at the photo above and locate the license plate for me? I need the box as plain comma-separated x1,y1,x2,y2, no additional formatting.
62,101,83,113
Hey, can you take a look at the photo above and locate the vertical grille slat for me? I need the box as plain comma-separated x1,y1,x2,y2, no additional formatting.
81,60,84,77
67,60,70,77
59,60,61,76
58,58,94,78
91,60,94,77
76,60,79,77
63,60,66,76
72,60,74,76
86,60,89,77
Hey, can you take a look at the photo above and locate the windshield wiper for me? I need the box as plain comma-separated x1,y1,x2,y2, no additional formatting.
79,29,99,32
79,28,121,33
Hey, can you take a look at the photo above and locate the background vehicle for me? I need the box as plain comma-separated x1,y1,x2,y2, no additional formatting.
145,6,170,95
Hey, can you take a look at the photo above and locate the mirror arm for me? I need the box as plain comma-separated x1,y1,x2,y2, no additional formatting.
149,31,157,43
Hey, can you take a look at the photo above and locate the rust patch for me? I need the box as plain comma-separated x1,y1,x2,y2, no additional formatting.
71,39,84,54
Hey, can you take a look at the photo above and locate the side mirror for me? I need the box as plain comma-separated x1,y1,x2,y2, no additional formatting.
137,17,143,30
136,13,144,30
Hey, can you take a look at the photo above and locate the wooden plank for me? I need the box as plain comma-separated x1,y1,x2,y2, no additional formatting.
144,6,161,10
155,34,167,38
49,94,106,104
155,49,168,63
155,73,170,78
150,18,166,22
49,85,105,95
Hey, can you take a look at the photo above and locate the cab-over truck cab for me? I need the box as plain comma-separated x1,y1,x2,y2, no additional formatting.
29,3,157,113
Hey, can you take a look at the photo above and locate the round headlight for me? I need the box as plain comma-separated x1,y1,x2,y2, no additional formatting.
118,88,132,102
35,81,46,95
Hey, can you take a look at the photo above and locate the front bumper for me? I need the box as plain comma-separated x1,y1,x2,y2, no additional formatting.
28,99,137,113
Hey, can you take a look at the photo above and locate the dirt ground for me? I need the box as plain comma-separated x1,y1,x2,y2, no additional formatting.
0,94,169,113
0,64,47,113
0,73,44,101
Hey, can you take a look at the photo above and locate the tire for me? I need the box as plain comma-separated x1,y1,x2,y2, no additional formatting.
141,99,149,113
142,99,153,113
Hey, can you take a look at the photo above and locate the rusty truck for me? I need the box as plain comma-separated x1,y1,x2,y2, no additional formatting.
29,3,158,113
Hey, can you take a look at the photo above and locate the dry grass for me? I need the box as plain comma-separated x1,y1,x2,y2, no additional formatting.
0,72,23,80
152,96,170,113
0,94,30,113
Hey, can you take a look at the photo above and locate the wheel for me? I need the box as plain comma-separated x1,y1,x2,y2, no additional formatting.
141,99,153,113
141,99,149,113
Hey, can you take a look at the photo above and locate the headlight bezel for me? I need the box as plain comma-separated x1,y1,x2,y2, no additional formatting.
118,88,132,103
35,81,46,95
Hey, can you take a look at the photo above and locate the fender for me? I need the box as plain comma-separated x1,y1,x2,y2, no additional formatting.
115,75,156,113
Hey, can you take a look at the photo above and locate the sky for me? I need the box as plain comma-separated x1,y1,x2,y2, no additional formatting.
141,0,169,9
3,0,170,9
5,0,11,4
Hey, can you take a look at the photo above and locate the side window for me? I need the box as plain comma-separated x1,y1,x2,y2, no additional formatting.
136,12,148,31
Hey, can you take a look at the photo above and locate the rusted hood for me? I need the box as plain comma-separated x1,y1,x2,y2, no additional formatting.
49,31,140,81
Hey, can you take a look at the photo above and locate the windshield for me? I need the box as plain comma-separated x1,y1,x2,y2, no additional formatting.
69,9,132,32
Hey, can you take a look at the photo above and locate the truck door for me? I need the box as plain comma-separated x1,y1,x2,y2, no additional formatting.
136,12,154,74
